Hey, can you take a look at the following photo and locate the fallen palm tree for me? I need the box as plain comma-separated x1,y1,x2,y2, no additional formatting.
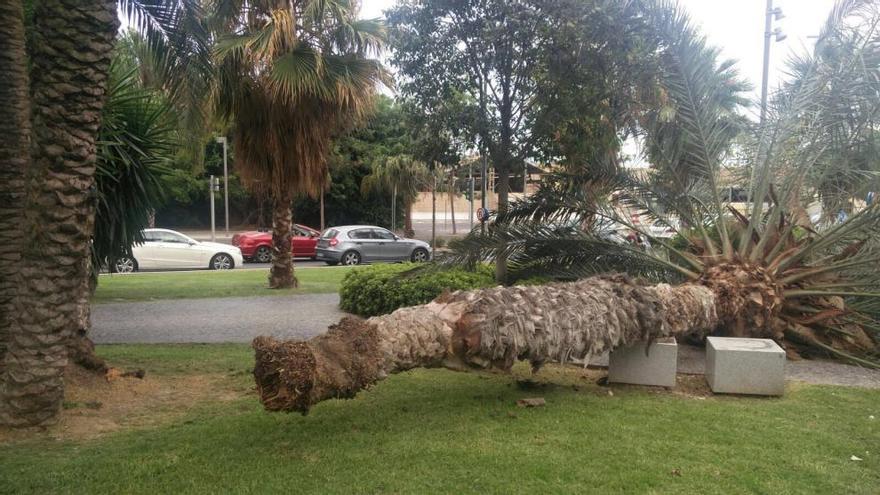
253,275,717,413
254,0,880,414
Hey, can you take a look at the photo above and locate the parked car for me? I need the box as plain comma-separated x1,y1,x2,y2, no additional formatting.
111,228,243,273
316,226,432,266
232,224,320,263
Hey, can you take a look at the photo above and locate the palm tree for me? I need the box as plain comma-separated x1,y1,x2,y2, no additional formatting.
0,0,120,427
0,0,203,427
0,0,30,380
362,155,430,235
212,0,388,288
249,0,880,414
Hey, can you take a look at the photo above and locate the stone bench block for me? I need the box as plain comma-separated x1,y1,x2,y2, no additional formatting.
706,337,785,396
608,338,677,387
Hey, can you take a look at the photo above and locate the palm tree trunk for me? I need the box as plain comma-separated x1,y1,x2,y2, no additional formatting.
0,0,30,376
404,201,414,237
253,275,718,414
269,192,298,289
448,176,457,235
0,0,117,427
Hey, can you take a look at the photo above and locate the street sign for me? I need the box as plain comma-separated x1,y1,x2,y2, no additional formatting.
476,207,491,222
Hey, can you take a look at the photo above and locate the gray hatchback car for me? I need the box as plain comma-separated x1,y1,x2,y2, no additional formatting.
315,225,432,265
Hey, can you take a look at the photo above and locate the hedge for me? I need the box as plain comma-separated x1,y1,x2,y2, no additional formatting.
339,263,496,317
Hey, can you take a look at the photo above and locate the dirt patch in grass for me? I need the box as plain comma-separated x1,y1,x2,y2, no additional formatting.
0,365,250,444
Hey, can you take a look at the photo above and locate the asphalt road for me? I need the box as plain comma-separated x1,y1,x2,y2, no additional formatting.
91,293,347,344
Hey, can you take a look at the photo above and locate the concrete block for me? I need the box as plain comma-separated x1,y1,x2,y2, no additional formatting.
706,337,785,396
609,338,677,387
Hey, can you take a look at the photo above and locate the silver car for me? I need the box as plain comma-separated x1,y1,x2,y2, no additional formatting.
315,225,432,266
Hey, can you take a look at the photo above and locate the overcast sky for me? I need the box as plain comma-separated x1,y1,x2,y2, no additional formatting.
361,0,837,115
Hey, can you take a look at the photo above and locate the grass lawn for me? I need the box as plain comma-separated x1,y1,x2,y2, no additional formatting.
93,266,353,303
1,345,878,494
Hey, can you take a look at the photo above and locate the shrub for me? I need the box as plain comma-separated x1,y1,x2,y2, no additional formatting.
339,263,495,317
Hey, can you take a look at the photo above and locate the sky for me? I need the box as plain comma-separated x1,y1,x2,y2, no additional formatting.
361,0,838,114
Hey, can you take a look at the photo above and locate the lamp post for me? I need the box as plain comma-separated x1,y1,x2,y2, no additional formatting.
215,136,230,232
760,1,786,124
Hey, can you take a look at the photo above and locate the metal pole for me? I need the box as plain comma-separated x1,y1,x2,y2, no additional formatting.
223,139,229,232
481,154,487,235
469,161,474,229
760,0,773,125
391,185,397,231
209,175,216,242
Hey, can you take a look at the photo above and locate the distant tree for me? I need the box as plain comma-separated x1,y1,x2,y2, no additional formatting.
212,0,388,288
388,0,541,282
362,155,430,236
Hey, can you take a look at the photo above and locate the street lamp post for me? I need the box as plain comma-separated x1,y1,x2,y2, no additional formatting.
215,136,230,232
760,1,786,124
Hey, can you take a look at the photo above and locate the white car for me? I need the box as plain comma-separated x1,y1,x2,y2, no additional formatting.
111,228,244,273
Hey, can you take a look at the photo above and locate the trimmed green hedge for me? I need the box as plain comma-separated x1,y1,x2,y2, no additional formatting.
339,263,496,317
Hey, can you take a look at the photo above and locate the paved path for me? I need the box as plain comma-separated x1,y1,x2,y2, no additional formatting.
93,293,879,389
92,293,347,344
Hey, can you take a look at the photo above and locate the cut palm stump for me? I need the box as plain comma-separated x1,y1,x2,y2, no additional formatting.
253,275,717,413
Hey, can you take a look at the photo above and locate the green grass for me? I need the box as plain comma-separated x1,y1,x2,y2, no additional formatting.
93,267,352,303
2,344,879,494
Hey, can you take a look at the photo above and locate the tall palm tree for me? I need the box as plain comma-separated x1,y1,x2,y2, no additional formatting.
361,155,430,235
250,0,880,415
212,0,388,288
0,0,203,427
0,0,119,427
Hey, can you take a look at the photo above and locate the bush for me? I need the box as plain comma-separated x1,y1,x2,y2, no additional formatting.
339,263,495,317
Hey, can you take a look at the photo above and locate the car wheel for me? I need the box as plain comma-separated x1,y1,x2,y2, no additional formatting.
341,250,361,266
112,256,137,273
210,253,235,270
254,246,271,263
411,248,430,263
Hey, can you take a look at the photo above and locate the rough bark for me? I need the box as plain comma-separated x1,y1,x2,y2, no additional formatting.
448,175,457,235
0,0,30,375
269,193,297,289
0,0,117,427
403,202,414,238
494,166,510,284
253,275,718,414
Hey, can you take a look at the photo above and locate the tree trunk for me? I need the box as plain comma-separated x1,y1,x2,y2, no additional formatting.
0,0,30,376
253,275,718,414
448,176,457,235
269,193,298,289
70,263,107,372
0,0,117,427
404,201,414,238
494,166,510,284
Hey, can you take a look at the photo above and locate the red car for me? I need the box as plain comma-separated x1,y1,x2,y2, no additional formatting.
232,224,321,263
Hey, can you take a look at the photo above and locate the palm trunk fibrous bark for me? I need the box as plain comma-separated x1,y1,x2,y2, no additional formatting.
0,0,30,376
253,275,718,414
269,193,298,289
0,0,117,427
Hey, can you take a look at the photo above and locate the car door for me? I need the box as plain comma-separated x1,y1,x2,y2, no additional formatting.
291,227,315,258
372,228,408,260
156,231,203,268
348,228,381,261
132,231,162,269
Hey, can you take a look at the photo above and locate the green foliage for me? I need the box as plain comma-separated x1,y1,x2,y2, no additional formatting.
339,263,495,317
93,60,174,274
